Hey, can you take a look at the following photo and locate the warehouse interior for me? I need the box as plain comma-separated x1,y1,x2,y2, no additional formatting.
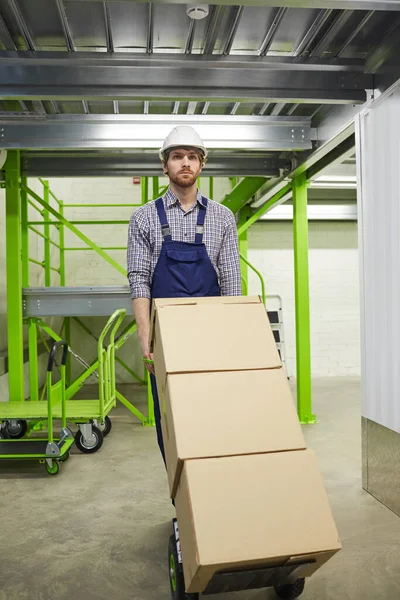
1,0,400,599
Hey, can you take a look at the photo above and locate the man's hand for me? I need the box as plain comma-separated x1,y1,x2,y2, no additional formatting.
132,297,155,375
140,338,155,375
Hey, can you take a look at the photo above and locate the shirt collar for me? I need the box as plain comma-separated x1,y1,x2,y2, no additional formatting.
164,187,205,208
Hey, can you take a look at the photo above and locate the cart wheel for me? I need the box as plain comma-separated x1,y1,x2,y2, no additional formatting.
168,535,199,600
45,460,60,476
274,578,305,600
5,419,28,439
58,451,70,463
100,416,112,437
75,425,104,454
0,427,10,439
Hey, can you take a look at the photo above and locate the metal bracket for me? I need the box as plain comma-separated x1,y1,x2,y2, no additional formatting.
46,441,60,457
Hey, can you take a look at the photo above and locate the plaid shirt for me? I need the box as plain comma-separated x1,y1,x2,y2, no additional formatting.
127,188,242,299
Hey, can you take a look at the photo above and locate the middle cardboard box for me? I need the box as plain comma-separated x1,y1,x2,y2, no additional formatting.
151,296,306,498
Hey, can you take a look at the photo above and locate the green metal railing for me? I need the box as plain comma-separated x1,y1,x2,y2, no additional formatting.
239,253,266,307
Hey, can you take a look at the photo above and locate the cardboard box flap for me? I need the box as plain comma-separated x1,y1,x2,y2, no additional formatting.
149,296,262,351
153,302,281,374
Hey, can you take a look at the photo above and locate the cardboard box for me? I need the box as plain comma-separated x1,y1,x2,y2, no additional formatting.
161,368,306,497
175,450,341,593
152,300,281,393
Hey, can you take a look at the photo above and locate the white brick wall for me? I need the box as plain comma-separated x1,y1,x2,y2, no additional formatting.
0,176,361,400
248,221,360,377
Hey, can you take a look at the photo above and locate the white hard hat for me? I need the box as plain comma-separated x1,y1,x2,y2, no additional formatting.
159,125,208,160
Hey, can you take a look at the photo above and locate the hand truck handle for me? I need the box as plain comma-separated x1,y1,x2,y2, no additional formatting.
47,340,69,372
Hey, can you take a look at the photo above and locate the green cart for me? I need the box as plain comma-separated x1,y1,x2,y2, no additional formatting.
0,308,127,454
0,340,74,475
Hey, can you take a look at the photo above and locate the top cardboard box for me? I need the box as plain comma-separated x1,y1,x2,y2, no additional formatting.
151,296,281,389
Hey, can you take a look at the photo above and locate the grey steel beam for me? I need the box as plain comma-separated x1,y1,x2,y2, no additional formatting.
20,151,286,177
7,0,35,50
185,19,196,54
222,6,244,55
336,10,374,56
293,9,333,57
203,5,226,54
0,12,17,50
55,0,76,52
259,8,288,56
365,16,400,73
0,114,316,151
310,10,355,57
0,53,372,104
103,2,114,52
147,3,154,54
63,0,400,9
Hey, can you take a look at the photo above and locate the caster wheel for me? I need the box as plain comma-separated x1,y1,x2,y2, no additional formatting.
0,427,10,439
5,419,28,439
275,578,305,599
45,461,60,476
168,535,199,600
59,451,70,463
99,416,112,437
75,425,104,454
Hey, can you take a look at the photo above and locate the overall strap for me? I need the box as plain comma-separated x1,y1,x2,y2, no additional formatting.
195,197,208,244
155,198,172,242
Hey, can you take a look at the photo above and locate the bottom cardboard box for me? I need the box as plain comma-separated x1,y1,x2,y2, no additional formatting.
175,450,341,594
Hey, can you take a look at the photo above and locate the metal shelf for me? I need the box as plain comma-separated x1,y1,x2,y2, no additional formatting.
23,286,133,317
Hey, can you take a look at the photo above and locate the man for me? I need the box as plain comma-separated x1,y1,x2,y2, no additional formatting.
127,125,242,463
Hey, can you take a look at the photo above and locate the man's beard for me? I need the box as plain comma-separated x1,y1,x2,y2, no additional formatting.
169,171,199,188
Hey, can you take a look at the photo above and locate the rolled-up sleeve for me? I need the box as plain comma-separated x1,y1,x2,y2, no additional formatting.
218,210,242,296
127,212,152,299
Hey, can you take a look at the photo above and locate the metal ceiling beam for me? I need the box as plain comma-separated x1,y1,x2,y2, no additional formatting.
365,15,400,73
259,8,288,56
203,5,226,54
103,2,114,53
184,19,196,54
147,3,154,54
310,10,355,57
0,53,372,104
55,0,76,52
293,9,333,57
7,0,35,50
0,13,17,50
336,10,374,56
64,0,400,9
222,6,244,55
20,152,286,178
0,114,316,151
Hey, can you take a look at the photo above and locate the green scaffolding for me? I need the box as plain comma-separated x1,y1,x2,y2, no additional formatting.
3,154,314,425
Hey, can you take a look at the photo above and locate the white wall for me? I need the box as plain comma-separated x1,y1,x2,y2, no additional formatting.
248,221,360,377
0,176,360,402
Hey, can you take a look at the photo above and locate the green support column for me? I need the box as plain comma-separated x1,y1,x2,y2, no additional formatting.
43,180,51,286
209,177,214,199
28,319,39,401
21,177,29,287
238,206,251,296
152,177,159,199
293,174,316,424
5,150,25,401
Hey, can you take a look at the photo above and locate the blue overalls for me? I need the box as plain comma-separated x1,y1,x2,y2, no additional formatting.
150,196,221,463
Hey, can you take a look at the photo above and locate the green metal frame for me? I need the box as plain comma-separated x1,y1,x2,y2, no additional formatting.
3,161,314,426
293,174,315,424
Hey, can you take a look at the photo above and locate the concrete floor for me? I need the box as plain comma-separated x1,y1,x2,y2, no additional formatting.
1,377,400,600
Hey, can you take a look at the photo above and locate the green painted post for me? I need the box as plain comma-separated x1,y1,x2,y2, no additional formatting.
152,177,159,199
293,174,316,424
64,318,72,386
43,180,51,286
209,177,214,199
5,151,25,401
238,206,251,296
59,200,66,286
21,177,29,287
28,318,39,401
221,177,267,214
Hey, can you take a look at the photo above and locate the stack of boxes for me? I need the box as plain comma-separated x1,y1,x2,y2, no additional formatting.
150,295,341,594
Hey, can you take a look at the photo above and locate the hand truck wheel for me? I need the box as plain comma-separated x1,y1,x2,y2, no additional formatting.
99,415,112,437
168,535,199,600
274,578,305,599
